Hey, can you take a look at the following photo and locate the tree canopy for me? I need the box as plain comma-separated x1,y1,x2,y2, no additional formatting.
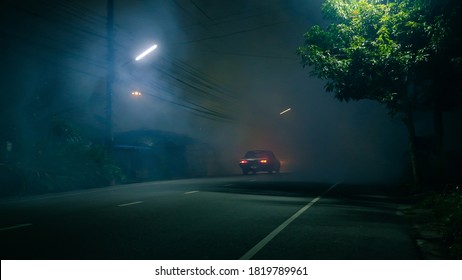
297,0,462,188
297,0,448,115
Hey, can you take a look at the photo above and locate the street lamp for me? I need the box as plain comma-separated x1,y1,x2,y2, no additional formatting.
129,45,158,97
279,108,292,115
135,44,158,61
106,0,158,149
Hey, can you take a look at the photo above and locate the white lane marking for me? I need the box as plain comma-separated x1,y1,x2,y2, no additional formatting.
184,191,199,195
117,201,143,207
239,182,340,260
0,181,164,205
0,223,33,232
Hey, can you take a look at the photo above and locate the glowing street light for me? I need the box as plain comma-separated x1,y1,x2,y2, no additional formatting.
135,44,158,61
131,91,142,96
279,108,292,115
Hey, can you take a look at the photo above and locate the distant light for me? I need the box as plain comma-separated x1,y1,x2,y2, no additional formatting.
131,91,142,96
135,44,157,61
279,108,292,115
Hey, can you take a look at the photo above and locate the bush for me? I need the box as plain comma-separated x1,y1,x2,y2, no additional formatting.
428,185,462,259
4,143,124,196
0,163,23,196
1,117,125,196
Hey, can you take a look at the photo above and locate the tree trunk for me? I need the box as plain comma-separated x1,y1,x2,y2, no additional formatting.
402,77,421,192
431,55,448,189
402,108,421,192
433,92,445,187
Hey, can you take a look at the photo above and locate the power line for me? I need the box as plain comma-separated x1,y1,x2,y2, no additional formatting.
1,0,252,122
189,0,214,21
180,20,290,44
196,49,298,61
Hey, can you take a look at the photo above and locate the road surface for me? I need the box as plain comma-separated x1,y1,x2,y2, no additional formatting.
0,174,421,259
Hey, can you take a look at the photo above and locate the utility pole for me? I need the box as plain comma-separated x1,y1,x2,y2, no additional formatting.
106,0,114,149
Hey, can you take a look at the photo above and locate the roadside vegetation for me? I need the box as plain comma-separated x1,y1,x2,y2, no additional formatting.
298,0,461,259
0,118,123,197
405,185,462,259
433,188,462,259
297,0,462,192
423,186,462,259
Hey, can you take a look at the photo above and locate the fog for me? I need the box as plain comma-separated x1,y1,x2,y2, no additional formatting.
2,0,448,188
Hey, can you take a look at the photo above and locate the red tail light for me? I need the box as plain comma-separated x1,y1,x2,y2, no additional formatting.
260,159,268,164
240,160,248,164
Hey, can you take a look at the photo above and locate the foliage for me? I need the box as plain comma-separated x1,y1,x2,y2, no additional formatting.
297,0,448,115
296,0,461,189
422,185,462,259
1,118,124,196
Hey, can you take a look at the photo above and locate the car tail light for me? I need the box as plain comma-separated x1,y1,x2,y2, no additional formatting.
240,160,248,164
260,159,268,164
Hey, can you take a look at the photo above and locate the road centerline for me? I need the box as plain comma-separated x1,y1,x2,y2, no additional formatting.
117,201,143,207
239,182,340,260
0,223,33,232
184,191,199,195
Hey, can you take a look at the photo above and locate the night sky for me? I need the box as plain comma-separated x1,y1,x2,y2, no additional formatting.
2,0,459,183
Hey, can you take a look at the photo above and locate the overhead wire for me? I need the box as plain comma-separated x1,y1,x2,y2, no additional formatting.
4,0,291,122
122,57,236,121
181,20,290,44
189,0,214,21
195,49,298,61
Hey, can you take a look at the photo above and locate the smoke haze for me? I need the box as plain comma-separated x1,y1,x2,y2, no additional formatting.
2,0,458,186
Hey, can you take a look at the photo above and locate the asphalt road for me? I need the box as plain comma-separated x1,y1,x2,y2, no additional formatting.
0,174,421,259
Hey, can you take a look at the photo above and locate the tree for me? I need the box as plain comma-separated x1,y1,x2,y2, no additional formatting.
424,0,462,185
297,0,455,190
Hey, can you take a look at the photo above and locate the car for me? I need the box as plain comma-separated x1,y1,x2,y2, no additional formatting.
238,150,281,175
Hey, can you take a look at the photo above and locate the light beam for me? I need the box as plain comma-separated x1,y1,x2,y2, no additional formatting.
135,44,158,61
280,108,292,115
